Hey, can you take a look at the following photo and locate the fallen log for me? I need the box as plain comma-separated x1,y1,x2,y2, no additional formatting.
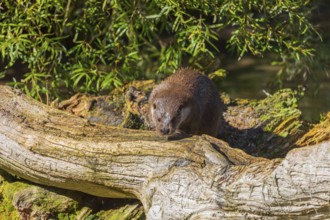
0,85,329,219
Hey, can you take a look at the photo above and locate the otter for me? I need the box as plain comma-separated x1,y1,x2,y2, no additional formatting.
148,68,224,137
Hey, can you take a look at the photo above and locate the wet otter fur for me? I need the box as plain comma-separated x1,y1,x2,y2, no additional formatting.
148,68,224,137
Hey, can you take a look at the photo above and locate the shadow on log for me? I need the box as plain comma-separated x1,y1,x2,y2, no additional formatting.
0,85,329,219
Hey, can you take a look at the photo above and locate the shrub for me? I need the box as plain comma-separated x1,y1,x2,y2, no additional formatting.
0,0,320,102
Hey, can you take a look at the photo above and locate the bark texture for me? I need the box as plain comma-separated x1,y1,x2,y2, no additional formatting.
0,85,329,219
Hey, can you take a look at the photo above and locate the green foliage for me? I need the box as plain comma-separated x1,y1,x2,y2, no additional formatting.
0,0,320,102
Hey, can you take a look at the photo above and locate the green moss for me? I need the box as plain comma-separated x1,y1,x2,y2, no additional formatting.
252,88,308,157
0,178,29,220
0,171,80,219
96,204,145,220
254,88,304,132
296,111,330,146
222,88,309,158
0,171,145,220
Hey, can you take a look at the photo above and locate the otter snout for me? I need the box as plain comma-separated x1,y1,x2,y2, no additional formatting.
160,127,170,135
158,121,174,135
150,102,192,135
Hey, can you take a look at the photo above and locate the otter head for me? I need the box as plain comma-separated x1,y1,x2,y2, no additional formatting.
149,95,192,135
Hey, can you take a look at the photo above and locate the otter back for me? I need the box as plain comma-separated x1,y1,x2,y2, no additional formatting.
148,68,224,137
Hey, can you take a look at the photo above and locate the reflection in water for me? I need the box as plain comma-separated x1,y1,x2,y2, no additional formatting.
218,58,330,122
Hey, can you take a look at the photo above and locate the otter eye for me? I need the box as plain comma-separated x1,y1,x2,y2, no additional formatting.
178,105,183,112
157,118,161,122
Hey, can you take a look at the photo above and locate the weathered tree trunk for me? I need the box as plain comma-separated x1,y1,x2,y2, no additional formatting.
0,85,329,219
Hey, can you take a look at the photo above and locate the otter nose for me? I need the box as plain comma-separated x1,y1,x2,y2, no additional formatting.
161,127,170,134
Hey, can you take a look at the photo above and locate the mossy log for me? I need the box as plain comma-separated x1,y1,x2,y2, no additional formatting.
0,170,144,219
0,85,329,219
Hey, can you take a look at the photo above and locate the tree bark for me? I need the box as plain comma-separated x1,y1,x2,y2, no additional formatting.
0,85,329,219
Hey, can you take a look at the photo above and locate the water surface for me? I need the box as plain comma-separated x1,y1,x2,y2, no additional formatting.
218,57,330,122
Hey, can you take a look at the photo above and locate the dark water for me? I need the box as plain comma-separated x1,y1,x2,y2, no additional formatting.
218,58,330,122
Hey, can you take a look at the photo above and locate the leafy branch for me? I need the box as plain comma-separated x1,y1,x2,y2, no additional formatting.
0,0,321,102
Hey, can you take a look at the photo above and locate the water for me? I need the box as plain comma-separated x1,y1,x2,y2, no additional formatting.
218,57,330,122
